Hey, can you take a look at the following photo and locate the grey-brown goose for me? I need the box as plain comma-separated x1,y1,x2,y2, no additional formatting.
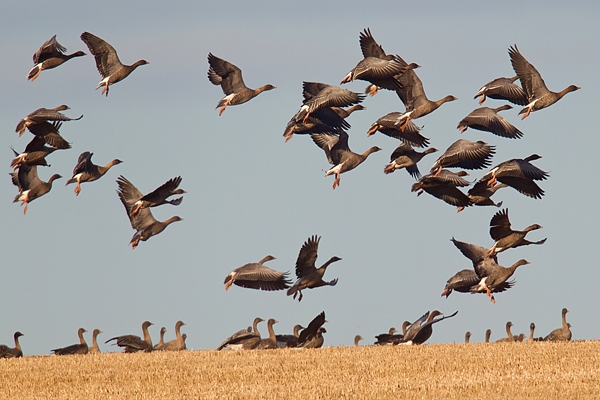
429,139,495,176
24,121,70,149
276,324,305,348
467,180,507,208
287,235,342,301
384,144,438,178
470,256,530,304
400,310,458,345
508,45,580,119
495,322,515,343
487,208,546,258
11,164,62,215
51,328,88,355
297,312,327,349
15,105,82,136
163,321,186,351
479,154,549,199
293,82,365,124
474,76,528,106
354,335,364,347
311,131,381,190
529,323,544,342
66,152,122,196
465,332,471,344
105,321,154,353
207,53,275,115
80,32,148,96
457,105,524,139
441,267,515,298
126,176,186,217
224,255,292,291
485,329,492,343
10,136,58,169
116,176,183,249
217,317,264,350
89,329,102,354
28,35,86,82
411,170,472,211
153,327,167,351
367,112,430,148
544,308,572,341
341,28,418,92
256,319,279,350
374,321,411,345
332,105,366,119
515,333,526,342
393,56,458,131
0,332,24,358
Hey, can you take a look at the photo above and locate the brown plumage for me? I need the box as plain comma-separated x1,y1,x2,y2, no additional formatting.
15,105,82,136
28,35,86,82
479,154,549,199
207,53,275,115
429,139,495,175
256,319,279,350
367,112,430,148
11,164,62,215
10,136,58,170
80,32,148,96
384,144,438,178
51,328,88,355
508,45,580,119
163,321,186,351
470,256,530,304
105,321,154,353
66,152,123,196
473,76,528,106
23,121,70,149
217,317,264,350
544,308,572,341
458,105,524,139
224,255,292,291
495,322,515,343
487,208,546,258
117,176,183,249
485,329,492,343
465,332,471,344
411,170,472,211
354,335,364,347
126,176,186,217
331,105,366,119
400,310,458,345
287,236,341,302
276,324,305,348
374,322,411,345
153,327,167,351
529,323,544,342
0,332,24,358
311,131,381,189
467,181,507,208
88,329,102,354
292,82,364,124
297,312,327,349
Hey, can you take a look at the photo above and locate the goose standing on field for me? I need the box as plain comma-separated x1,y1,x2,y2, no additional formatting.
256,319,279,350
287,235,342,301
11,164,61,215
544,308,572,341
163,321,186,351
508,45,580,119
457,105,524,139
354,335,363,347
384,144,438,178
529,323,544,342
88,329,102,354
207,53,275,115
153,327,167,350
474,76,528,106
80,32,148,96
487,208,546,258
51,328,88,355
66,152,123,196
465,332,471,344
479,154,549,199
217,317,264,350
15,105,82,136
23,121,70,150
495,322,515,343
311,130,381,189
374,321,411,345
116,176,183,249
105,321,154,353
429,139,495,176
224,255,292,291
276,324,305,348
485,329,492,343
28,35,86,82
0,332,24,358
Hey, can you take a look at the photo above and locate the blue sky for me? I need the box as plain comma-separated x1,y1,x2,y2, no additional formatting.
1,1,598,354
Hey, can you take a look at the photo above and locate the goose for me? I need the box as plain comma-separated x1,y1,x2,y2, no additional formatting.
0,332,24,358
66,152,123,195
487,208,546,257
544,308,572,341
105,321,154,353
28,35,85,81
457,105,524,139
224,255,291,291
51,328,88,355
11,164,61,215
473,76,528,105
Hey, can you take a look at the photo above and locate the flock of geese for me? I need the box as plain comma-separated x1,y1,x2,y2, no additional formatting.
3,27,581,357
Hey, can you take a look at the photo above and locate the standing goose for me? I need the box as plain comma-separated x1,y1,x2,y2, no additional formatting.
224,255,292,291
311,131,381,189
163,321,186,351
66,152,123,196
544,308,572,341
297,312,327,349
467,180,507,209
354,335,363,347
116,176,183,249
374,322,411,345
256,319,279,350
11,164,62,215
487,208,546,258
485,329,492,343
293,82,365,124
10,136,58,169
276,324,305,348
495,322,515,343
23,121,70,150
153,327,167,351
0,332,24,358
28,35,86,82
479,154,549,199
384,144,438,178
429,139,495,176
411,170,472,211
124,176,186,217
393,56,458,131
217,317,264,350
528,323,545,342
474,76,528,106
367,112,430,148
287,235,342,302
51,328,88,355
207,53,275,115
105,321,154,353
508,45,580,119
80,32,148,96
89,329,102,354
465,332,471,344
457,105,524,139
15,105,82,136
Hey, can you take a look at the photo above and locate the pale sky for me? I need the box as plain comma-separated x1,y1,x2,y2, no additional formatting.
1,1,598,355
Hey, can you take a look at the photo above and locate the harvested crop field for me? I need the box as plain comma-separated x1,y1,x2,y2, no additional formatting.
2,341,599,399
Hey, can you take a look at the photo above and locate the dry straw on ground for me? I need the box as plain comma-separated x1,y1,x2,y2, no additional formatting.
2,341,600,399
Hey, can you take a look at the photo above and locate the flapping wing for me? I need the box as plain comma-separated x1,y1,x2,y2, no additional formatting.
81,32,123,77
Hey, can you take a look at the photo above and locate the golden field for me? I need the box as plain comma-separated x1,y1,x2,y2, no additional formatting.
2,341,600,399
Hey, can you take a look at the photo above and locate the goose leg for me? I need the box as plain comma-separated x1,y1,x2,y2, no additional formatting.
22,201,29,215
478,94,486,105
399,117,411,132
332,174,341,190
75,178,82,196
521,107,531,120
30,67,42,82
487,176,497,187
